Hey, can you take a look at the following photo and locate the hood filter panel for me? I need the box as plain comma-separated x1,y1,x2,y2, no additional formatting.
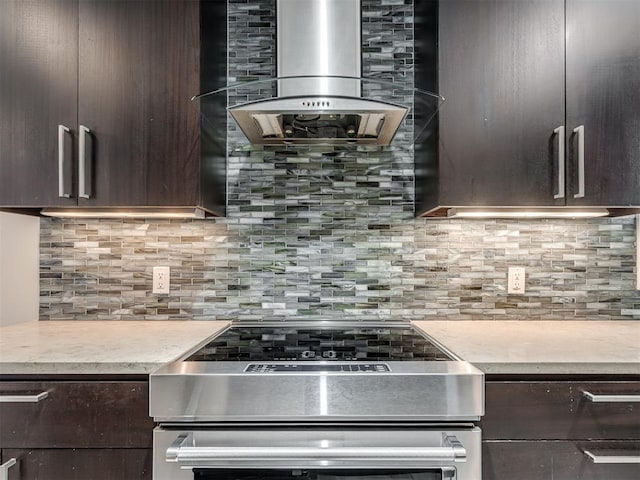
254,113,365,141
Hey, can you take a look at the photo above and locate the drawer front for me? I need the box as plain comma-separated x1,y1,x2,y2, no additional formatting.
0,381,154,448
1,448,151,480
483,441,640,480
482,381,640,440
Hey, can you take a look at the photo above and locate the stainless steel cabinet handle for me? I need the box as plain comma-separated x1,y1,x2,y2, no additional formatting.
573,125,585,198
166,433,467,466
0,391,48,403
553,125,565,199
584,450,640,464
582,391,640,402
0,458,16,480
57,124,71,198
78,125,91,199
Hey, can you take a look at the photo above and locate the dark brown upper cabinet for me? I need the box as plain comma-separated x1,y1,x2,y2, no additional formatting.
0,0,226,216
0,0,79,208
416,0,640,217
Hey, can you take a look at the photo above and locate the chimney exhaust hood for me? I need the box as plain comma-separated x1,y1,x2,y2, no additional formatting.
223,0,413,146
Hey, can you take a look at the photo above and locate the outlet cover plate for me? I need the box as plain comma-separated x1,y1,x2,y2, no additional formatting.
153,266,170,294
508,267,526,294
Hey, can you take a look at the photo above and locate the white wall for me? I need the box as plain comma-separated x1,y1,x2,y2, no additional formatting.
0,212,40,326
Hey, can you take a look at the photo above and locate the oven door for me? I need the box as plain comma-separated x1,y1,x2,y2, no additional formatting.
153,427,481,480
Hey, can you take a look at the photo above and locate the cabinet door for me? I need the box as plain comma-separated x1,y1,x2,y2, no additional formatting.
77,0,200,207
0,381,153,448
438,0,566,207
0,0,78,207
483,440,640,480
482,381,640,440
566,0,640,206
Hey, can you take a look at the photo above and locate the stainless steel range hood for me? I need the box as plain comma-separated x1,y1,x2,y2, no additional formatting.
227,0,409,146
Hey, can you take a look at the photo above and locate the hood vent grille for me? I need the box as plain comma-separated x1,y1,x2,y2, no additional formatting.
227,92,409,146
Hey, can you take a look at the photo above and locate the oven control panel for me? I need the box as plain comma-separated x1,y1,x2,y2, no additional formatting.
244,363,391,373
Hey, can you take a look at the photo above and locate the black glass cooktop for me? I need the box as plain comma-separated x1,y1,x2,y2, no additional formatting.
185,325,453,362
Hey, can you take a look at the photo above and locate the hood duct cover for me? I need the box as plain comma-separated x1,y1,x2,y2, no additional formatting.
227,0,410,146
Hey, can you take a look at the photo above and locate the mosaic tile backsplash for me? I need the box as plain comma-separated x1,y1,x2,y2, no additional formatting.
38,0,640,321
39,216,639,321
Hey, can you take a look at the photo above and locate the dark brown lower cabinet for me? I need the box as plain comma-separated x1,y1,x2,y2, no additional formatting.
0,378,153,480
484,441,640,480
1,449,151,480
482,381,640,440
482,379,640,480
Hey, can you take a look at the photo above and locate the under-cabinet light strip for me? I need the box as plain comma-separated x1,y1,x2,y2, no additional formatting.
40,208,207,219
447,208,609,219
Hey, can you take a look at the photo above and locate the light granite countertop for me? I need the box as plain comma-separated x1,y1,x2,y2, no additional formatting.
414,320,640,375
0,320,638,376
0,320,229,375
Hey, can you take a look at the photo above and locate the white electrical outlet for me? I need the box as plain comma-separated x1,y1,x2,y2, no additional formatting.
153,266,170,294
508,267,526,294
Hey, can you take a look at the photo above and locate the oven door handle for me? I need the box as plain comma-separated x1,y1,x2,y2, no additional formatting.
166,433,467,465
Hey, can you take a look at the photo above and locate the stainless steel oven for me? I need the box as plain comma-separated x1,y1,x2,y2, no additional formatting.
150,323,484,479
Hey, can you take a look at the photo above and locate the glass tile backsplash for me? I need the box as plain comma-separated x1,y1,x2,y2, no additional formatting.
39,216,639,321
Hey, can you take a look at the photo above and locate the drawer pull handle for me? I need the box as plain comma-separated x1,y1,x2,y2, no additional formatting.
584,450,640,464
0,391,48,403
582,391,640,403
0,458,16,480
